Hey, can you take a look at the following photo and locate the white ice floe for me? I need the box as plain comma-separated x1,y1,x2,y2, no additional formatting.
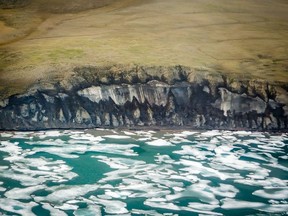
90,195,128,214
0,198,37,215
0,132,13,137
234,177,287,188
32,142,138,158
42,203,67,216
200,130,222,137
178,159,232,180
103,135,132,139
253,187,288,200
131,209,163,216
166,180,219,205
174,145,214,160
5,185,45,200
155,154,175,164
35,184,99,204
55,203,79,211
94,156,145,169
259,204,288,213
221,198,266,209
25,139,66,146
231,131,252,136
74,204,102,216
146,139,173,146
145,199,222,215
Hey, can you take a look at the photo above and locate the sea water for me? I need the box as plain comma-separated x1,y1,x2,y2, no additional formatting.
0,129,287,216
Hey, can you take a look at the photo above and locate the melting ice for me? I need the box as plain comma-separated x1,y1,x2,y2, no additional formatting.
0,129,287,215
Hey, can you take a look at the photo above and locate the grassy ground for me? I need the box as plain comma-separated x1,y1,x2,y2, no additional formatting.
0,0,288,98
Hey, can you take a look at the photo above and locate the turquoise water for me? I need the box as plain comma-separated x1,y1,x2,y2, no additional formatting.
0,129,287,216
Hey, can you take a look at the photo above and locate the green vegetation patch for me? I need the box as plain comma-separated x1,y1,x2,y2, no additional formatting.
47,48,84,61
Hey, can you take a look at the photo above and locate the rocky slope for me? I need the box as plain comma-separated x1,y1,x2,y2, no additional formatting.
0,65,287,131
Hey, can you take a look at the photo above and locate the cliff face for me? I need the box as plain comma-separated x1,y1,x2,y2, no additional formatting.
0,65,287,131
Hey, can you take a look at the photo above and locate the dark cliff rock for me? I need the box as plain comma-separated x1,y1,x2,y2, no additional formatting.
0,65,287,131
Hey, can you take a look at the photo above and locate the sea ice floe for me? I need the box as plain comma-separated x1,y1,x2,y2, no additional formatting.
174,145,214,160
131,209,163,216
200,130,222,137
178,159,231,180
42,203,67,216
0,198,37,215
103,135,132,139
5,185,45,200
166,180,219,205
73,204,102,216
89,195,128,214
55,203,79,211
221,198,266,209
253,187,288,200
35,184,99,204
146,139,173,146
155,154,175,164
234,177,287,187
144,199,223,215
94,156,145,169
0,132,13,137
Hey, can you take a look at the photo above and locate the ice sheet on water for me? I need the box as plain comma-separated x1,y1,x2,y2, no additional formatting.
38,130,64,139
221,198,266,209
144,199,223,215
42,203,67,216
32,142,139,158
0,198,37,215
146,139,173,146
200,130,222,137
259,204,288,213
0,155,77,186
0,132,13,137
155,154,175,164
74,204,102,216
35,184,99,204
90,195,128,214
26,139,66,146
253,187,288,200
234,177,287,187
174,145,214,160
5,185,45,200
94,156,145,169
55,203,79,211
178,159,232,180
131,209,163,216
103,135,132,139
166,180,219,204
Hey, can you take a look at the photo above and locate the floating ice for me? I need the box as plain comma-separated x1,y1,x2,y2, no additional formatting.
5,185,45,200
253,188,288,200
55,203,79,211
0,198,37,215
90,195,128,214
74,204,102,216
0,132,13,137
35,184,99,204
131,209,163,216
103,135,132,139
42,203,67,216
94,156,145,169
200,130,222,137
221,198,266,209
0,130,287,215
146,139,173,146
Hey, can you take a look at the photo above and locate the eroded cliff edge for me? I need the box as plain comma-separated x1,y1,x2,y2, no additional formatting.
0,65,287,131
